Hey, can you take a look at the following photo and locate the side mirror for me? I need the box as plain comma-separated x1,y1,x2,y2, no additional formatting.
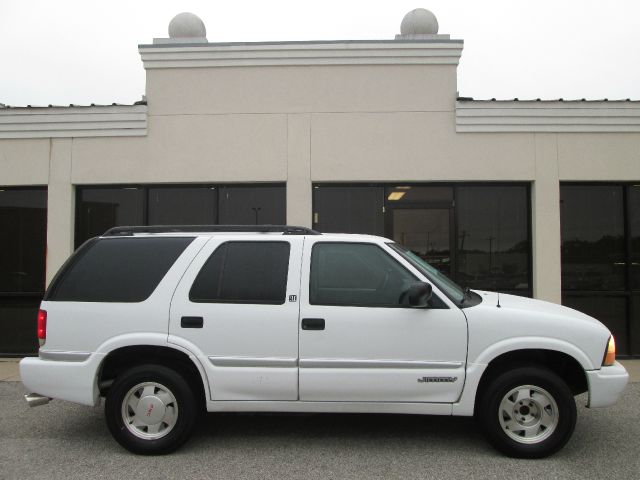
407,282,432,308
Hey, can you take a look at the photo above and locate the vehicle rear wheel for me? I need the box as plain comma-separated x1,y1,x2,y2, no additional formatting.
477,366,576,458
105,364,198,454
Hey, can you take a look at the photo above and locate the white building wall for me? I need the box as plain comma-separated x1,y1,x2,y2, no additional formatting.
0,139,50,185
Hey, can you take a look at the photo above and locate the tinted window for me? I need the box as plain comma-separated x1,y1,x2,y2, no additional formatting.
148,187,217,225
190,242,290,304
49,237,193,302
392,208,451,276
76,187,144,247
0,188,47,355
456,186,530,295
310,243,416,307
0,298,40,354
630,186,640,290
563,295,628,355
0,188,47,293
560,186,625,291
633,295,640,355
76,184,286,247
313,186,384,235
560,184,640,356
218,186,286,225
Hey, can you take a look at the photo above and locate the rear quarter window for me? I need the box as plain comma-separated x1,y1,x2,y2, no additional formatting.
46,237,194,302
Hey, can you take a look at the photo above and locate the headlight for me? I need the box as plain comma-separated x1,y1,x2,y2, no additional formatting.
602,336,616,366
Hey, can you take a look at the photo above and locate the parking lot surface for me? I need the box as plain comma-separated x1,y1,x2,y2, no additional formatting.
1,381,639,480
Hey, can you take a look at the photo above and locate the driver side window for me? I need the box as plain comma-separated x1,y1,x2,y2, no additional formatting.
310,242,417,307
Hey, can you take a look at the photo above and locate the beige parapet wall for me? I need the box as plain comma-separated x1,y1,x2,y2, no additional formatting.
1,38,639,302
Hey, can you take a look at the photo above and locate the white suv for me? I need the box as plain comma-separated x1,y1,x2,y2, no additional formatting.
20,225,628,458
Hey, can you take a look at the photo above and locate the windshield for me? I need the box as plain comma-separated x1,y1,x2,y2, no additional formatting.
389,243,465,305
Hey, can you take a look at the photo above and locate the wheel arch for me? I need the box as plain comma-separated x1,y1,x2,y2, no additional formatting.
473,348,589,413
97,344,209,407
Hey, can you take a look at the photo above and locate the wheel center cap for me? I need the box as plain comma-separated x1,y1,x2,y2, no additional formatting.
519,405,531,415
136,395,166,425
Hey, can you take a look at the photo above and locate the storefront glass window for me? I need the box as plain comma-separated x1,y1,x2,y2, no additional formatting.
560,184,639,356
313,186,384,235
560,185,625,291
0,188,47,293
218,186,285,225
456,186,530,295
76,184,285,247
630,185,640,290
148,186,216,226
0,187,47,354
76,187,144,247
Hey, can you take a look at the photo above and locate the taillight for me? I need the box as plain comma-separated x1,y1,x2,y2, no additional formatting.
37,309,47,347
603,336,616,366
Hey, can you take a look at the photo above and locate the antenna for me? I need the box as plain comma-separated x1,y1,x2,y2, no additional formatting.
496,292,501,308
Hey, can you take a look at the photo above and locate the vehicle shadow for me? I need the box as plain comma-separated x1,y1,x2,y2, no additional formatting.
189,411,490,455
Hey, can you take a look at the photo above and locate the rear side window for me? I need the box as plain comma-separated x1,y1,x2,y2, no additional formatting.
47,237,194,302
190,241,290,304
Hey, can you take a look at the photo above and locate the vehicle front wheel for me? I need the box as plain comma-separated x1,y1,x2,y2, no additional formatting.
477,366,577,458
105,364,198,455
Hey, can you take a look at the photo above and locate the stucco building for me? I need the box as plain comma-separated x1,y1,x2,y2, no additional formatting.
1,9,639,356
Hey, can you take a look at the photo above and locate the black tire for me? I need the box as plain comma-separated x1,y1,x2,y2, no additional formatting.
477,366,577,458
105,364,199,455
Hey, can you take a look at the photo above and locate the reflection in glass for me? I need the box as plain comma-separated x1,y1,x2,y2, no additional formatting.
148,187,216,226
0,188,47,293
393,209,450,275
563,295,628,355
310,242,416,306
76,187,144,247
0,188,47,355
560,186,625,291
313,186,384,235
456,186,529,294
633,295,640,355
630,186,640,290
0,299,40,354
218,186,285,225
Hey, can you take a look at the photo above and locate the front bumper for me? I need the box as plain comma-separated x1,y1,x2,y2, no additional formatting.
586,361,629,408
20,354,103,407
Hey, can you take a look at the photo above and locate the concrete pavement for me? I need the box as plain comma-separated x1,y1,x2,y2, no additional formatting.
1,381,639,480
0,358,21,382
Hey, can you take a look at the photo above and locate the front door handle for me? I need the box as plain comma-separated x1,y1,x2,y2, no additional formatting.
301,318,325,330
181,316,204,328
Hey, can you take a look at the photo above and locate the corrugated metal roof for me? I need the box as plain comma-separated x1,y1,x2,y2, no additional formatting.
456,97,638,103
0,100,147,109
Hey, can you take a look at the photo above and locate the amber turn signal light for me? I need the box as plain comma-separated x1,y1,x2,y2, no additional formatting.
603,336,616,366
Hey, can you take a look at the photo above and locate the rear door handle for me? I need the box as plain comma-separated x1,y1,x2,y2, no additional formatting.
301,318,325,330
181,316,204,328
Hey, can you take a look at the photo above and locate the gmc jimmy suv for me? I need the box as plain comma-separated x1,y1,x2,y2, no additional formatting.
20,225,628,457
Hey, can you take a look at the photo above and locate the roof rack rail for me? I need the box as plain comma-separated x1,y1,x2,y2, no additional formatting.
103,225,321,236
